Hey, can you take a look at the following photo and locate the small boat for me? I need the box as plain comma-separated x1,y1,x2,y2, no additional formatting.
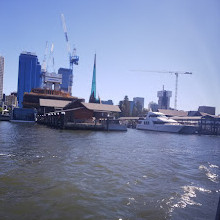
136,112,197,134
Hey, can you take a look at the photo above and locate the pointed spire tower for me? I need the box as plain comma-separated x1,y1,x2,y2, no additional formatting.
89,54,101,103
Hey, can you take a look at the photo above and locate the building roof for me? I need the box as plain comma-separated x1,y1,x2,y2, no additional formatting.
158,109,188,117
201,114,220,119
171,116,202,120
39,99,71,108
81,102,121,113
21,51,37,56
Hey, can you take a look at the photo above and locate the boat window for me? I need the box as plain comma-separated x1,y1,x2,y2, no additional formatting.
149,114,159,117
153,121,166,124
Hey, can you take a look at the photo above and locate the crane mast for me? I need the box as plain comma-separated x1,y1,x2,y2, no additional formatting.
47,43,55,73
131,70,192,110
174,72,178,110
61,13,79,69
41,41,48,73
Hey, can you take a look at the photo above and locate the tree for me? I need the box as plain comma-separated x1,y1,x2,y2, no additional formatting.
119,95,130,117
142,108,148,116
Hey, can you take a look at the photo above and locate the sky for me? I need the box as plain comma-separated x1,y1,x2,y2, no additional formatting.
0,0,220,114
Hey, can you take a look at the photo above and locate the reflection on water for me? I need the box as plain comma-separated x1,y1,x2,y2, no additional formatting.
0,121,219,220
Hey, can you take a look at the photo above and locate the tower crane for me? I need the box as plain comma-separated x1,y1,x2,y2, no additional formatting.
61,13,79,69
41,41,48,73
131,70,192,110
47,43,55,73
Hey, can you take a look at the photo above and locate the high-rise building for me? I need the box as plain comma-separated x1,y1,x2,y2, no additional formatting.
101,100,113,105
17,52,41,108
129,101,134,115
58,68,73,94
0,56,4,106
133,97,144,110
157,86,172,109
5,92,18,108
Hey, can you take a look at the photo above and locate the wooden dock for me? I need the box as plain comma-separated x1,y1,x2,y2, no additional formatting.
198,116,220,135
65,122,105,130
172,115,220,135
37,112,127,131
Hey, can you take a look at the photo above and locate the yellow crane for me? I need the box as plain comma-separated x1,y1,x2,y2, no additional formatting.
131,70,192,109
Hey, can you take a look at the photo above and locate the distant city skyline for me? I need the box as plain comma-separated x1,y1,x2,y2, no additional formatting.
1,0,219,114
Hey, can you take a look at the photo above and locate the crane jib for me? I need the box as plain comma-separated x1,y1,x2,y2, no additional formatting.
65,33,68,42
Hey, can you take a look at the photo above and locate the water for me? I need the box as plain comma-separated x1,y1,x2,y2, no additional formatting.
0,121,219,220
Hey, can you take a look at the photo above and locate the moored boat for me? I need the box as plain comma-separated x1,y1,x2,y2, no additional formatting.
136,112,197,134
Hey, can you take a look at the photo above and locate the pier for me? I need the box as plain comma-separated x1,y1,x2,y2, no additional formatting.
199,115,220,135
171,115,220,135
37,100,127,131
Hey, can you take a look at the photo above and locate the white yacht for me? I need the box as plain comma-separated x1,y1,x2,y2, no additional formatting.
136,112,197,134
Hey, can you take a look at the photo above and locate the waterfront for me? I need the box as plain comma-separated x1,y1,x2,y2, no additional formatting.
0,122,219,220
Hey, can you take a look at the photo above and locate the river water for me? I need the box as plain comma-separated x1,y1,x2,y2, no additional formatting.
0,121,219,220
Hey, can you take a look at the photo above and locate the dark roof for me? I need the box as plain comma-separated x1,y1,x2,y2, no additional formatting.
158,109,188,117
202,114,220,119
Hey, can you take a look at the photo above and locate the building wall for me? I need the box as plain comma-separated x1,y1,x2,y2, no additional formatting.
65,108,93,122
129,101,134,115
0,56,4,105
133,97,144,109
12,108,36,121
58,68,73,95
5,94,17,108
17,52,41,108
101,100,113,105
198,106,216,115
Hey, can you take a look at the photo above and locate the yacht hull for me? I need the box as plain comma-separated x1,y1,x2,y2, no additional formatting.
136,124,197,134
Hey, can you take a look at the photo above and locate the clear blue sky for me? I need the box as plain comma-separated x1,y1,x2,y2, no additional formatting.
1,0,220,114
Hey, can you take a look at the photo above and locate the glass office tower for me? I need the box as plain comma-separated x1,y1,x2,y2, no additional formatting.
58,68,73,95
17,52,41,108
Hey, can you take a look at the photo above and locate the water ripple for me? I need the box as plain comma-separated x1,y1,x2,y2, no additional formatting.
199,164,219,183
168,185,211,214
0,123,220,220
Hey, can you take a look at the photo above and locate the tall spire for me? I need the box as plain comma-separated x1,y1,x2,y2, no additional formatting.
89,54,100,103
91,54,96,99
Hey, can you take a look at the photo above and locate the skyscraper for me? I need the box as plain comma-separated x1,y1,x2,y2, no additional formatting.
133,97,145,110
17,52,41,108
58,68,73,94
0,56,4,106
157,86,172,109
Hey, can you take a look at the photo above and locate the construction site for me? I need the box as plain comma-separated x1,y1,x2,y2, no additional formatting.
5,12,219,135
